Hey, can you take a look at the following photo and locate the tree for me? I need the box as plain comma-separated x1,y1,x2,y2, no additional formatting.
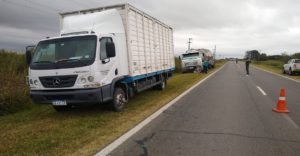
281,52,291,63
245,50,260,60
292,53,300,59
259,53,267,61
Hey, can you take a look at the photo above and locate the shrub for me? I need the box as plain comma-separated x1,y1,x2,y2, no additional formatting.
0,50,33,115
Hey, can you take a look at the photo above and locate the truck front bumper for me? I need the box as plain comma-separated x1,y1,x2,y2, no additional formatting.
30,88,103,105
182,66,200,72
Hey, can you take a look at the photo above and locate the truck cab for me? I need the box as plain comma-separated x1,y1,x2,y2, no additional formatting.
181,52,203,73
26,9,129,111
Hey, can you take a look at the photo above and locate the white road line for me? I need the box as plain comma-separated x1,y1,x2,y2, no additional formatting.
282,114,299,129
94,64,226,156
252,68,299,129
251,67,300,129
256,86,267,96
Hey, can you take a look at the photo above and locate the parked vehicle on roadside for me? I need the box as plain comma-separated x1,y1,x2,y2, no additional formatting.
181,52,203,73
25,4,175,112
181,48,214,73
283,59,300,75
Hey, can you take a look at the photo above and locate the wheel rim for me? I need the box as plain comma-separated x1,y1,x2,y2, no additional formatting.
162,81,165,89
116,93,125,108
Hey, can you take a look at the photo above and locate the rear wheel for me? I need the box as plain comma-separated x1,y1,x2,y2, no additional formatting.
53,105,70,112
111,87,127,112
282,68,286,74
156,79,166,91
289,68,294,75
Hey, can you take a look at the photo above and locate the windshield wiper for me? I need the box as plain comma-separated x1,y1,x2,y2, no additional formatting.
33,61,54,64
55,59,87,65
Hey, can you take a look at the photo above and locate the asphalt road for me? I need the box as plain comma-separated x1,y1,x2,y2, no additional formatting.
108,62,300,156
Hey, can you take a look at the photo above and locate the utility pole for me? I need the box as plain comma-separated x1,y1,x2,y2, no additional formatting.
213,45,216,60
187,38,192,51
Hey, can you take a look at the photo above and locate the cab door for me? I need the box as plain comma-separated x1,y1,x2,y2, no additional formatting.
98,36,118,83
97,36,118,101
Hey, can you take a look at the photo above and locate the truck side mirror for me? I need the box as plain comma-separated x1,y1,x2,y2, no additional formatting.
106,42,116,58
26,50,32,65
25,45,35,65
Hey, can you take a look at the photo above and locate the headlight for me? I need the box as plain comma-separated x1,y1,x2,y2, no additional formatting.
29,79,33,85
34,80,39,85
81,78,87,83
88,76,94,82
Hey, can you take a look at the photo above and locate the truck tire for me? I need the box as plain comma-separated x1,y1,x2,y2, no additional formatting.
53,105,70,112
111,87,126,112
156,79,166,91
289,68,294,76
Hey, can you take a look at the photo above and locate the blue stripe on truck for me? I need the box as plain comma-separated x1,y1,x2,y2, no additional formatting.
121,67,175,83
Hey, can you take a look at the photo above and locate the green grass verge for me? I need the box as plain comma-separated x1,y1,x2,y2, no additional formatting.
0,51,32,115
0,61,225,156
252,60,300,81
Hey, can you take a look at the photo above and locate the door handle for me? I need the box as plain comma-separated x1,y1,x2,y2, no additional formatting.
115,68,118,75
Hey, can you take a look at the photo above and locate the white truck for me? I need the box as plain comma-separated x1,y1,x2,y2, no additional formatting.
25,4,175,112
283,59,300,75
181,48,214,73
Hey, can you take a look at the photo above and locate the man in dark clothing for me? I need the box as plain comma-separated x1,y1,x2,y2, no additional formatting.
202,59,209,74
245,58,251,75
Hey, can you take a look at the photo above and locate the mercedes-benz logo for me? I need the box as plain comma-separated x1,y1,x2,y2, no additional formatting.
53,78,61,86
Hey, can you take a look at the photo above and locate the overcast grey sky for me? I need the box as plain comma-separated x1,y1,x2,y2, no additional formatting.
1,0,300,57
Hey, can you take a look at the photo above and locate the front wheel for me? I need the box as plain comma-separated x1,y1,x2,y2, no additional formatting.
111,87,127,112
156,79,166,91
289,69,294,76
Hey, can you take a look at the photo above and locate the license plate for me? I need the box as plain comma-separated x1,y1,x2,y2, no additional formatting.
189,67,194,69
52,100,67,106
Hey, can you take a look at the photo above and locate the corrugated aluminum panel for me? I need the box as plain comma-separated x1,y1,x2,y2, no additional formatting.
60,3,174,77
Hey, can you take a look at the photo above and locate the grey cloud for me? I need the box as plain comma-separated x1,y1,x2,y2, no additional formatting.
0,0,300,56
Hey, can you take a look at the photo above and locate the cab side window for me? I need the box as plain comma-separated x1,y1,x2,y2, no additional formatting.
100,37,113,60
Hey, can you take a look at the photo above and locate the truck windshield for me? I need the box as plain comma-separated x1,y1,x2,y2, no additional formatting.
30,35,97,69
182,53,199,59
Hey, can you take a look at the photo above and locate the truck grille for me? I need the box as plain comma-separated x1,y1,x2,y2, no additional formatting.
185,62,198,66
39,75,78,88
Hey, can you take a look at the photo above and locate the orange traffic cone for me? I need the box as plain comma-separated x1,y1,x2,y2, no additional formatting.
272,88,289,113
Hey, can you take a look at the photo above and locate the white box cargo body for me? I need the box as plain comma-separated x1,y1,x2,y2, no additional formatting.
60,4,175,77
125,5,175,76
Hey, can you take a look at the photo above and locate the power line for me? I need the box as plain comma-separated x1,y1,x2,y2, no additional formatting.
213,45,216,60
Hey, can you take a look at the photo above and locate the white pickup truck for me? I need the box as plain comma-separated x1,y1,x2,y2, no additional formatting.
283,59,300,75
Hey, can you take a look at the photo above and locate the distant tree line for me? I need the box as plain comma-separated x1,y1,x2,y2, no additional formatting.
245,49,300,62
